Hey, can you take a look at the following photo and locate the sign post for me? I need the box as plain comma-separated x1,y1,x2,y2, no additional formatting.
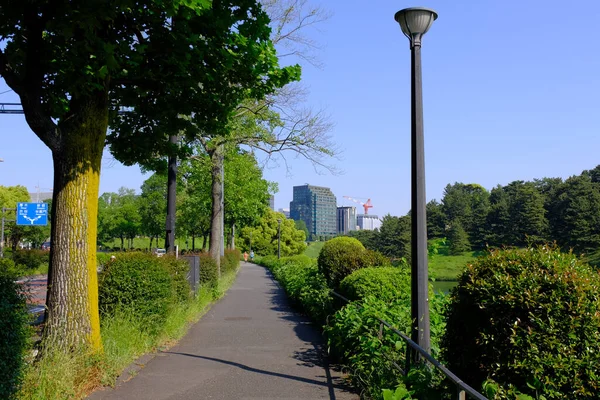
16,202,48,226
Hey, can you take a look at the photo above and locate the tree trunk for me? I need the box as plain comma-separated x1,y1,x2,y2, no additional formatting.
165,135,178,253
231,223,235,249
44,95,106,352
202,235,207,252
120,236,124,250
209,146,224,276
149,236,153,250
192,234,195,251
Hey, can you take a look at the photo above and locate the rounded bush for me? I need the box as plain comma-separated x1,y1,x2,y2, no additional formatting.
0,266,30,399
98,252,174,328
442,245,600,398
317,237,370,288
339,267,410,303
198,254,218,287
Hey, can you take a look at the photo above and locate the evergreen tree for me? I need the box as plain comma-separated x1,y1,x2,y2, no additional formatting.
426,199,446,239
448,221,471,255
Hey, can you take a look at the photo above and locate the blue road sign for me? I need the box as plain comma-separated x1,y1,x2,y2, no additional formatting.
17,202,48,226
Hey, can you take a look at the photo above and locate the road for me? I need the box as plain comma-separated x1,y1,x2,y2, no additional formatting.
88,262,358,400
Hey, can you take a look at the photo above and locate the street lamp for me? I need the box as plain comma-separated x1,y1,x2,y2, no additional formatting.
277,219,282,259
394,7,437,358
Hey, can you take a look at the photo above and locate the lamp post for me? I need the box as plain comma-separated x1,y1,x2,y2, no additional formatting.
277,219,282,259
394,7,437,358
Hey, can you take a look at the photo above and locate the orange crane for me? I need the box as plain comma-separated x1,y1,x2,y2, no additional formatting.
343,196,373,215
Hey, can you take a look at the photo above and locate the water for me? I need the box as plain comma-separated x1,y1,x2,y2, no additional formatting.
432,280,457,294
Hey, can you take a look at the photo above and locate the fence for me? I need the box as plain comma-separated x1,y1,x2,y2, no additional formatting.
330,290,487,400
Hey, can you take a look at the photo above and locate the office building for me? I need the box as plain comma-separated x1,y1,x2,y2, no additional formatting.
269,195,275,210
337,206,357,235
278,208,290,218
357,214,382,231
290,184,337,240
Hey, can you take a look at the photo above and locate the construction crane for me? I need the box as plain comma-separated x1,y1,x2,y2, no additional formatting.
343,196,373,215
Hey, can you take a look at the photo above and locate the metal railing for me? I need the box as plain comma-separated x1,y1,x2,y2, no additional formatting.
330,290,487,400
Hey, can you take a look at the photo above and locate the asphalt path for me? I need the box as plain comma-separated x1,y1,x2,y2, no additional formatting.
88,262,358,400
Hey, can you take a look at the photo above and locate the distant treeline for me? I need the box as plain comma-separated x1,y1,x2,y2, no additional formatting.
350,165,600,262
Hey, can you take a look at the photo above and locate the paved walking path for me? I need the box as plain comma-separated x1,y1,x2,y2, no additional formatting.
88,262,358,400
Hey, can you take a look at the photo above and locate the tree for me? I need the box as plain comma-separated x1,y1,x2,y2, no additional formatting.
139,174,168,249
442,183,490,248
448,221,471,255
0,186,31,252
238,210,306,256
426,199,445,239
348,229,380,251
550,175,600,253
376,215,411,261
294,219,309,239
485,185,512,247
0,0,248,350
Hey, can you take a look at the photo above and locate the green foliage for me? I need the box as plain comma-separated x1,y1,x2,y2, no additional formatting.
159,256,192,303
325,294,448,399
339,267,411,303
255,255,333,323
317,236,377,288
222,249,241,275
447,221,471,255
442,245,600,398
0,270,30,399
98,253,175,330
238,210,306,256
198,253,219,287
11,249,49,271
0,258,27,277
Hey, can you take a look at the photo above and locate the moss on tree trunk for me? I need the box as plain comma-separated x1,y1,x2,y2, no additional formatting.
44,97,106,352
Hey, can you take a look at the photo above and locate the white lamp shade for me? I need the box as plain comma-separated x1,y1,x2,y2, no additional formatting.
395,7,438,47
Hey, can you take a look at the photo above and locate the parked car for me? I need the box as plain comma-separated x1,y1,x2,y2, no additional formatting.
41,242,51,251
154,248,166,257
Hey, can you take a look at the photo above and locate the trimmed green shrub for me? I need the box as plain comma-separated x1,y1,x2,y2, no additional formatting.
339,267,411,303
317,237,368,288
98,252,175,329
11,249,49,271
364,249,392,267
159,256,192,303
0,258,26,277
222,249,241,275
442,245,600,398
198,253,218,287
326,294,448,399
0,269,30,399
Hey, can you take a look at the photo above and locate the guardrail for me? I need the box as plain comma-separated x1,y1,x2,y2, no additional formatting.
330,290,487,400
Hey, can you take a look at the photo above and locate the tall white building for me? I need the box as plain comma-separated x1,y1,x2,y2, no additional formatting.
357,214,381,231
337,206,357,235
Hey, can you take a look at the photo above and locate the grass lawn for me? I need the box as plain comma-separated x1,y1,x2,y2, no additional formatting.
303,241,325,258
428,244,484,281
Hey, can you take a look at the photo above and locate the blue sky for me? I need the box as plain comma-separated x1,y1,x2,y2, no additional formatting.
1,0,600,217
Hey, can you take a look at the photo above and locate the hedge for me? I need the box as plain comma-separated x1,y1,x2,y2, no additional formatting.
0,264,30,399
443,245,600,399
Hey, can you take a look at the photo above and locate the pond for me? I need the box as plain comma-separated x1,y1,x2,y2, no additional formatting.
431,280,457,294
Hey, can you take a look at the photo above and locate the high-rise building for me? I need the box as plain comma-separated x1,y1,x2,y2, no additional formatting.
278,208,290,218
357,214,382,231
269,195,275,210
290,184,337,240
337,206,357,235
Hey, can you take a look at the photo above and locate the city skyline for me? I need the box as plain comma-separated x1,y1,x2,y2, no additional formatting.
2,0,600,217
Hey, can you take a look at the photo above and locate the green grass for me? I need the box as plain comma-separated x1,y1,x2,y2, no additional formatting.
428,245,483,281
18,267,240,400
303,241,325,259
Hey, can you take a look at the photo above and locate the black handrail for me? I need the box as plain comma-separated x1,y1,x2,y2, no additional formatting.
330,290,487,400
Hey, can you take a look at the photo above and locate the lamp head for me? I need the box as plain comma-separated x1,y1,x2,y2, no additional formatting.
394,7,438,48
